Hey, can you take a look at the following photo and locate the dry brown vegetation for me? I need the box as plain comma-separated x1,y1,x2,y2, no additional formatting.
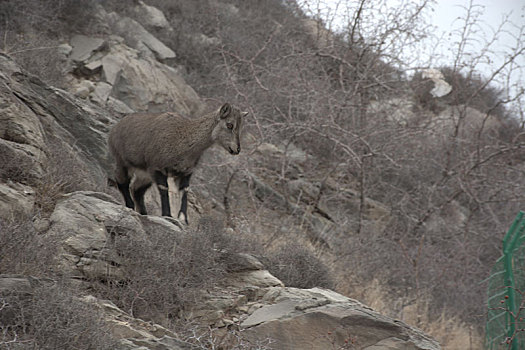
91,216,233,323
1,0,524,348
265,242,334,289
162,0,525,338
1,282,115,350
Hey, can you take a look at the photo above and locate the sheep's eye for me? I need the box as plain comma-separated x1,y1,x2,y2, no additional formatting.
227,123,234,130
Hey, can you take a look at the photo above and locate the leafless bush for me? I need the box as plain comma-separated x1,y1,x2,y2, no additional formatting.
34,138,99,216
0,214,56,276
92,216,242,325
181,0,524,333
178,323,274,350
0,283,114,350
0,143,37,185
265,242,334,289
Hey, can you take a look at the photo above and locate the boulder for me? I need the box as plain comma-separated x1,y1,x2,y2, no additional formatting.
70,35,107,63
117,17,175,61
422,69,452,98
240,287,440,350
57,43,73,57
90,81,113,104
102,43,201,114
97,8,175,62
0,88,46,149
0,138,45,182
47,191,182,281
68,36,202,115
73,79,95,98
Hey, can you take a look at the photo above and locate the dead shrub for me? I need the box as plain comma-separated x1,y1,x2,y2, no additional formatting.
33,139,98,216
0,143,37,185
0,283,115,350
93,216,238,325
265,242,334,289
0,214,56,276
179,324,274,349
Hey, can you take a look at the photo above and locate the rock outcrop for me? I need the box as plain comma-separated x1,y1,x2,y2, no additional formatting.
0,53,113,204
64,6,202,116
42,190,439,350
47,191,183,281
240,288,438,350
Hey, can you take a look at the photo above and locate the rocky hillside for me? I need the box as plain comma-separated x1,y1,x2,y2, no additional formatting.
1,1,524,349
0,51,438,349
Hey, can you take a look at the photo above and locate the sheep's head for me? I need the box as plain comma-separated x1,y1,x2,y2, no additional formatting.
212,103,247,155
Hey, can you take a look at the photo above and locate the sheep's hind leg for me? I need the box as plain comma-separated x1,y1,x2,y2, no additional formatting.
115,165,134,209
131,181,151,215
153,171,171,216
177,174,191,225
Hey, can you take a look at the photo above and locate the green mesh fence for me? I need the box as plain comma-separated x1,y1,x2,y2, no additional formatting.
486,211,525,350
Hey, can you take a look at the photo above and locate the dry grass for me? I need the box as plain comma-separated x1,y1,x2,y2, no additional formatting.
0,282,115,350
265,241,334,289
91,216,244,325
0,214,57,276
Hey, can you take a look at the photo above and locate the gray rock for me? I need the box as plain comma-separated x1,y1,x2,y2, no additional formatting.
0,54,116,183
70,35,107,63
0,138,45,181
101,53,123,85
239,287,440,350
225,270,284,289
57,43,73,57
225,252,265,272
74,85,91,99
82,59,103,75
0,182,34,219
107,96,135,114
133,1,171,30
47,191,182,281
73,80,95,98
0,88,46,149
111,16,175,62
102,43,201,114
90,81,113,105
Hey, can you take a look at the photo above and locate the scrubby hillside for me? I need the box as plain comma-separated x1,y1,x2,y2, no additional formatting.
1,0,524,349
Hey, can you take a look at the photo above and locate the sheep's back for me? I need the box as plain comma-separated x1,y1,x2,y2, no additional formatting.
109,112,191,170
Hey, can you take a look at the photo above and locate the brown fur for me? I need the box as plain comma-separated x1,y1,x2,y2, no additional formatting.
108,103,245,221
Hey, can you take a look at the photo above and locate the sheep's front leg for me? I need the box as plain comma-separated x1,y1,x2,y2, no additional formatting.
177,174,191,225
154,171,171,216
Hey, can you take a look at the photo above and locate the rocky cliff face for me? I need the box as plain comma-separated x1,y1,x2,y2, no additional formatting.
0,2,441,349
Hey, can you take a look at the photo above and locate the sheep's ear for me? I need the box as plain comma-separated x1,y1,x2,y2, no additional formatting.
219,103,231,119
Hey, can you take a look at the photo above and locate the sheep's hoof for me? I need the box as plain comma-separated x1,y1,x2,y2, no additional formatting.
177,212,189,225
162,216,185,230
